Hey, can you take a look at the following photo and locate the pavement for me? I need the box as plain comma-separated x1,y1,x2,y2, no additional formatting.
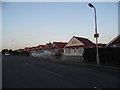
33,56,120,73
2,56,120,88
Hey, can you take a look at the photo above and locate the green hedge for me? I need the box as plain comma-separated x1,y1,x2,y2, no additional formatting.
83,47,119,66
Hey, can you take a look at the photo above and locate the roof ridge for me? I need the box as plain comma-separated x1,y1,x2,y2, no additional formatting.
73,36,94,45
74,36,88,39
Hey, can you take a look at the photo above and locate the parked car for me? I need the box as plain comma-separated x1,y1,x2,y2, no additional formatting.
31,51,43,57
5,52,10,56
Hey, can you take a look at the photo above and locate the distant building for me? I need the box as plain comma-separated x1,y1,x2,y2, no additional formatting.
43,42,52,55
107,34,120,47
50,42,68,56
37,45,45,50
18,49,24,52
64,36,95,56
24,47,32,51
24,45,45,52
24,45,45,57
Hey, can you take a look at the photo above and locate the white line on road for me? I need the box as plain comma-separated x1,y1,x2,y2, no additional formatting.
25,63,64,78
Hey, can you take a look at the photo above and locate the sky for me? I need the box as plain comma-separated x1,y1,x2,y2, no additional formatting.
118,1,120,34
1,1,119,50
0,2,2,51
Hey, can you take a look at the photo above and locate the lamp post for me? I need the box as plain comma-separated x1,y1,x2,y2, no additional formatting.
88,3,100,67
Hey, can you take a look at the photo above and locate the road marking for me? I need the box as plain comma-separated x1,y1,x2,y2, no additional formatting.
25,63,64,78
93,86,102,90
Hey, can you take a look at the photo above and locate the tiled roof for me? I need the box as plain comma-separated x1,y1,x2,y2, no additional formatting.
24,45,45,51
53,42,68,48
38,45,45,49
44,43,52,49
74,36,95,45
24,47,33,51
107,34,120,46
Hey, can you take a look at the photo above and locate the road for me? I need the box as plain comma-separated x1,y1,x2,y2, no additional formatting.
2,56,119,88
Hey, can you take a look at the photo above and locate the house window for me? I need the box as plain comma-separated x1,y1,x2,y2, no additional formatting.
53,44,56,47
71,48,75,54
72,41,78,44
74,49,76,53
113,45,116,47
65,48,70,54
41,51,43,53
79,48,84,55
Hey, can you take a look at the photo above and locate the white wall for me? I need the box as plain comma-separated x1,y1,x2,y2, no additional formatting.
64,47,84,56
64,36,84,56
43,50,51,55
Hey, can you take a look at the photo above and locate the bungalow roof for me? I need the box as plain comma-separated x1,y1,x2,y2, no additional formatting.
44,43,52,49
74,36,95,45
52,42,68,48
107,34,120,46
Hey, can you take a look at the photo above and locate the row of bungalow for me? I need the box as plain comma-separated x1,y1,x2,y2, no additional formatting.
23,36,105,57
23,34,120,58
24,42,67,56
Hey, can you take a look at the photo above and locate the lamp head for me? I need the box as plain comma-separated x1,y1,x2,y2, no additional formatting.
88,3,94,8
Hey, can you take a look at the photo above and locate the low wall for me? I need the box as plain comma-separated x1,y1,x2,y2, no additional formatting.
61,55,84,63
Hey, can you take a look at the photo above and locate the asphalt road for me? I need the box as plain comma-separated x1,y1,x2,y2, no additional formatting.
2,56,119,88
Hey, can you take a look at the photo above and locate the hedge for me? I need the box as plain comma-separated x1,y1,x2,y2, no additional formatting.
83,47,119,66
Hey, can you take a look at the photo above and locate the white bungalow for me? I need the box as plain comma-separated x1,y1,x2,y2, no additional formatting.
43,42,52,55
63,36,95,61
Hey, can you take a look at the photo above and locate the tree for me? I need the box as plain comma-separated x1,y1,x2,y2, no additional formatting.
1,49,9,55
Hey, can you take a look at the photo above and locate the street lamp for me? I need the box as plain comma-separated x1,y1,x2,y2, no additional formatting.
88,3,100,67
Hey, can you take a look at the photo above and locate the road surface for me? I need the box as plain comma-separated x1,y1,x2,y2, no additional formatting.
2,56,119,88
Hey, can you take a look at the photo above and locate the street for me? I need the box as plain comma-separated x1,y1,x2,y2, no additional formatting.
2,56,119,88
